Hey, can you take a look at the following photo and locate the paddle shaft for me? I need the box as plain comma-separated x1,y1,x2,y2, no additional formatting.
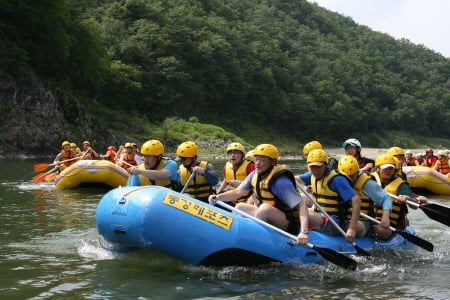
296,184,370,256
34,149,89,172
360,212,433,252
48,156,80,167
387,193,450,227
216,200,357,270
180,172,196,194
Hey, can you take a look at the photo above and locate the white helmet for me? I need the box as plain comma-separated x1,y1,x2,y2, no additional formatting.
342,138,361,149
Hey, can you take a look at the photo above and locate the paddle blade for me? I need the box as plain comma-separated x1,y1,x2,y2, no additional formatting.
353,243,371,257
34,163,50,173
309,244,357,271
420,203,450,227
395,230,434,252
44,173,58,182
33,173,47,184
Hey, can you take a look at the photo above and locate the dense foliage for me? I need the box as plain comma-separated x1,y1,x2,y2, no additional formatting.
1,0,449,146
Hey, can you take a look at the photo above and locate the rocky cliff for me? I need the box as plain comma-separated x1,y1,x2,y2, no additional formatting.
0,79,124,159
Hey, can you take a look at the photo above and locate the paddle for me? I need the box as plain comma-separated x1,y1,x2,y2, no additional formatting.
407,200,450,227
33,167,58,183
360,212,434,252
180,172,196,194
296,184,371,257
44,172,59,182
34,156,81,173
386,193,450,227
34,148,90,173
216,200,357,270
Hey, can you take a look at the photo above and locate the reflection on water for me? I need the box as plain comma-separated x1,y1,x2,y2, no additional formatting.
1,160,450,299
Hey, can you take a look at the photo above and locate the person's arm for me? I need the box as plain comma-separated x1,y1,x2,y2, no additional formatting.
216,179,229,194
53,153,62,164
297,196,309,245
332,176,360,243
362,180,392,211
201,163,219,186
130,165,170,180
209,172,254,204
432,160,439,171
362,180,392,229
90,147,99,158
347,195,361,242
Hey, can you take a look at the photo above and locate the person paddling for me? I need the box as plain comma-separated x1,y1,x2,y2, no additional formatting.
216,142,255,205
371,154,428,238
53,141,78,172
128,140,178,189
208,144,309,245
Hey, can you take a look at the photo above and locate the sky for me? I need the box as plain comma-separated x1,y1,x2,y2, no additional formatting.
307,0,450,57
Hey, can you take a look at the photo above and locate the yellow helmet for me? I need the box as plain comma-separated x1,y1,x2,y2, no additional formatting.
70,142,77,147
176,141,198,157
141,140,164,156
375,154,396,168
338,155,359,176
226,143,246,155
303,141,322,155
246,150,255,161
124,142,133,148
387,146,405,156
253,144,279,160
61,141,70,147
307,149,328,165
393,156,401,170
83,140,90,146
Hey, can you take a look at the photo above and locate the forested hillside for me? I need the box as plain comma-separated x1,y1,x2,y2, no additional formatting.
1,0,449,155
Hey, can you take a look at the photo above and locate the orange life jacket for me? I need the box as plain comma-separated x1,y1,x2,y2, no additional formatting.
60,149,76,166
437,158,450,174
121,152,136,169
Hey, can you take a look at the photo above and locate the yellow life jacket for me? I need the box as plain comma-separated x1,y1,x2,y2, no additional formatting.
137,157,173,188
179,161,213,201
250,164,299,223
224,159,253,202
311,169,351,220
372,172,407,228
352,172,375,220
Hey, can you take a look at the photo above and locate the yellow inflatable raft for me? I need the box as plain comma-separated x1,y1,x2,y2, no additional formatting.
403,166,450,195
55,160,129,189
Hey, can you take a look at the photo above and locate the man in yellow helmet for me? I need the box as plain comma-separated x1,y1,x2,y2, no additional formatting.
176,141,219,202
209,144,309,246
128,140,178,189
53,141,78,172
338,155,392,239
297,140,338,187
116,142,137,170
303,149,362,243
81,140,99,160
371,154,427,236
69,143,81,157
216,142,255,205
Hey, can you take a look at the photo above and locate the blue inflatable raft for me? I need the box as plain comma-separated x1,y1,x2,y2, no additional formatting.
96,186,416,267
